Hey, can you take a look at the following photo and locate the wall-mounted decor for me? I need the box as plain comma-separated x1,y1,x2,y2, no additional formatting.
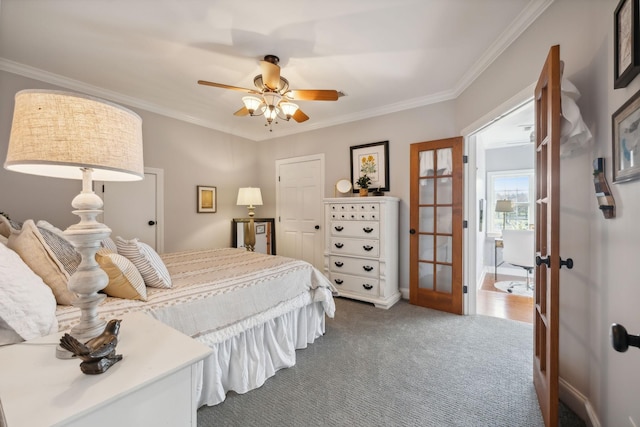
255,224,266,234
612,88,640,182
614,0,640,89
593,158,616,218
350,140,389,193
197,185,217,213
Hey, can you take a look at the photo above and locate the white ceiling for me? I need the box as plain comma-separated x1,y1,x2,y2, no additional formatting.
0,0,552,142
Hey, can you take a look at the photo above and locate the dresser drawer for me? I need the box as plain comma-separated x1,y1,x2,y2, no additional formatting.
330,238,379,257
330,221,379,238
329,256,379,277
329,203,380,221
330,272,379,296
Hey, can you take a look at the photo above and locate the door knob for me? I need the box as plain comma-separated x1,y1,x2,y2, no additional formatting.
560,257,574,269
409,229,416,235
611,323,640,352
315,225,320,230
148,220,156,226
536,255,550,267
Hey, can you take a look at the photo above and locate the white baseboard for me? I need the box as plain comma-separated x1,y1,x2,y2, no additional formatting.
400,288,410,300
559,377,601,427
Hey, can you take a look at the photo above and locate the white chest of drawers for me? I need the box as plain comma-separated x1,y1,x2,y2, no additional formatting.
323,197,400,309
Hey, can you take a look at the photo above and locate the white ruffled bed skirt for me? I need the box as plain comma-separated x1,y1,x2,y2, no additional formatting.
194,300,326,407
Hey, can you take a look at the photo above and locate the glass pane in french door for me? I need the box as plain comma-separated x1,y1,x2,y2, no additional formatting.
417,147,453,294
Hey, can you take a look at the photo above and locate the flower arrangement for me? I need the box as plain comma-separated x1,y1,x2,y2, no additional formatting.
357,174,371,189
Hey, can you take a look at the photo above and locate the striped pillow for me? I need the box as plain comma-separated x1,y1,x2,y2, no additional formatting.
96,250,147,300
115,237,172,289
101,237,118,253
37,225,80,277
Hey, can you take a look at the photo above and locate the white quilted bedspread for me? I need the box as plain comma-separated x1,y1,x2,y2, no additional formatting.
56,248,335,343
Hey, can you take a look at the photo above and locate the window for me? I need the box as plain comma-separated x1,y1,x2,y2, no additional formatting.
487,169,534,235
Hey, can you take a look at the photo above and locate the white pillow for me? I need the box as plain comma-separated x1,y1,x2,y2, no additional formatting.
0,243,58,345
115,237,172,289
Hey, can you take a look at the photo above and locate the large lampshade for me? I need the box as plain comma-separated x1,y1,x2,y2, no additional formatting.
5,89,144,182
237,187,263,207
495,199,514,213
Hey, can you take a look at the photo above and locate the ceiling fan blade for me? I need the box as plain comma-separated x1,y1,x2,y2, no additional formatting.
292,109,309,123
288,89,339,101
234,106,250,116
198,80,260,94
260,60,281,91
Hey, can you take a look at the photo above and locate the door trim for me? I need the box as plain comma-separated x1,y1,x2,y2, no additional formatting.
145,167,165,253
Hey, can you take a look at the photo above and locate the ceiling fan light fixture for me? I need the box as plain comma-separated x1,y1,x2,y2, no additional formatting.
262,91,281,108
242,96,263,115
264,105,278,123
278,101,299,120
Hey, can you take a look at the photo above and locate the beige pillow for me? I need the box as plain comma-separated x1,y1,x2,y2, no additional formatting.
7,220,76,305
0,215,17,238
97,251,147,301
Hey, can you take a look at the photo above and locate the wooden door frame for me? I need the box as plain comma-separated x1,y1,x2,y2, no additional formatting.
409,137,464,314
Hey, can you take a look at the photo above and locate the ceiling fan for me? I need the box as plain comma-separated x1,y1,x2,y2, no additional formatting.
198,55,341,130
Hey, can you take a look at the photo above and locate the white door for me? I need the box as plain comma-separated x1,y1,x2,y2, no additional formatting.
276,154,324,270
99,168,164,252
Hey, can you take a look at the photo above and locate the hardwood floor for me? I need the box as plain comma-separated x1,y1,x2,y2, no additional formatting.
476,273,533,323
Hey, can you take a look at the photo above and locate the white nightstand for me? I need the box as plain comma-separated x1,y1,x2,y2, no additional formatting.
0,312,212,427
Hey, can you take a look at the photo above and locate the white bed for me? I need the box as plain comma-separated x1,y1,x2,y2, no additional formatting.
55,247,336,407
0,221,336,408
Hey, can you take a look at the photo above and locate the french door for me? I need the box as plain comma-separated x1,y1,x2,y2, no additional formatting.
533,44,561,427
409,137,464,314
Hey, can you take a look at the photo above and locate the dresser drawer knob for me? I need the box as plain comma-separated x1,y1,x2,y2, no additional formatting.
363,227,373,233
363,284,373,290
334,279,344,285
335,243,344,249
363,265,373,272
334,226,344,232
363,245,374,251
335,261,344,267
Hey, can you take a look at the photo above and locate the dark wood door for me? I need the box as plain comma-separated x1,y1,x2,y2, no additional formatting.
533,44,561,427
409,137,464,314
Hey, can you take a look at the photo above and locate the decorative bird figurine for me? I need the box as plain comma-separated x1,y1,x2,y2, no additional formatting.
59,319,123,375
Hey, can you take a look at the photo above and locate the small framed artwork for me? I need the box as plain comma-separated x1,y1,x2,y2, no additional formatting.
614,0,640,88
350,141,390,192
255,224,266,234
612,88,640,182
197,186,217,213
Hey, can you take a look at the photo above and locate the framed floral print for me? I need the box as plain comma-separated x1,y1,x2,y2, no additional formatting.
350,141,390,192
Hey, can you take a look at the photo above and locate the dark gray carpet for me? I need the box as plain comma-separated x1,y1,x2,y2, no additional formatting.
198,298,585,427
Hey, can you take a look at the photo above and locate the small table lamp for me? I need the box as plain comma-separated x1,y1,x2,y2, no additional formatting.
236,187,263,251
495,199,514,231
5,90,143,356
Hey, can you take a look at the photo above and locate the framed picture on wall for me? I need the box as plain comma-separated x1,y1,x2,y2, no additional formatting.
614,0,640,88
197,185,217,213
350,141,390,192
612,88,640,182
